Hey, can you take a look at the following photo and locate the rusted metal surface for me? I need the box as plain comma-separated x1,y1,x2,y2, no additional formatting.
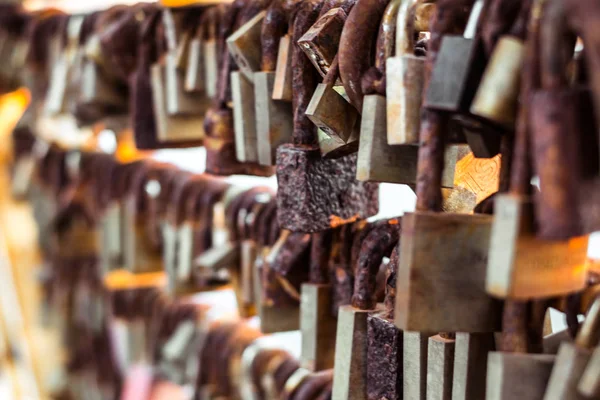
351,222,399,311
338,0,388,111
261,0,288,72
310,230,334,284
290,370,334,400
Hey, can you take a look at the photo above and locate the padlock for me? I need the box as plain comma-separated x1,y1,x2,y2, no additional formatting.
386,0,427,145
298,7,348,78
254,3,293,166
486,301,557,400
286,370,334,400
470,0,531,129
543,296,600,399
366,243,405,400
300,230,337,372
424,0,486,114
332,223,399,400
276,0,378,233
306,57,360,146
227,10,266,83
232,71,259,163
529,0,598,241
487,0,589,300
239,344,288,400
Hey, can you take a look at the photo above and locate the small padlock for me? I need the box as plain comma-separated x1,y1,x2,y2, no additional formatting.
232,71,259,163
424,0,486,114
227,10,267,83
470,0,531,129
386,0,427,145
298,7,348,78
331,223,399,400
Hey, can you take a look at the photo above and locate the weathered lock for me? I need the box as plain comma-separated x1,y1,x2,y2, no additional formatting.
529,0,598,241
285,370,333,400
470,0,530,129
306,58,359,146
543,296,600,399
486,0,589,300
332,223,399,400
424,0,486,114
386,0,427,145
276,0,379,233
227,10,266,83
300,230,337,372
367,243,405,400
254,4,293,166
486,301,556,400
298,7,348,78
239,344,288,400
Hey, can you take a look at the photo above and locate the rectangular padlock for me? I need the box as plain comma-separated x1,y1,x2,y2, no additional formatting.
306,82,359,144
300,283,337,372
298,7,347,78
254,71,293,166
395,212,501,333
486,195,589,299
227,11,266,83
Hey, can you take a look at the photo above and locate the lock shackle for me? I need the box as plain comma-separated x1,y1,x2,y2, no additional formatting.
226,187,272,242
182,179,210,223
384,243,400,318
291,0,323,146
170,175,202,226
338,0,389,111
198,6,218,41
261,0,289,72
501,300,551,354
351,221,400,310
508,0,532,40
396,0,422,56
575,296,600,349
309,229,334,284
362,0,404,96
165,172,195,225
538,0,577,92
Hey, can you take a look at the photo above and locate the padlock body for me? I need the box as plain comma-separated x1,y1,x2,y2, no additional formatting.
426,334,455,400
367,313,403,400
226,11,265,82
486,194,589,299
425,36,486,113
298,8,347,78
232,71,259,163
395,212,501,332
306,83,359,143
386,55,425,145
471,37,524,128
276,144,379,232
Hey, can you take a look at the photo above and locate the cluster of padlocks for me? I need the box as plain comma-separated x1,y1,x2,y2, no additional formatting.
2,0,600,398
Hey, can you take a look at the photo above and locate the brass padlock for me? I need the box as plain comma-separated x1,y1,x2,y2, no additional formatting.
298,7,348,78
470,0,531,129
386,0,427,145
331,223,399,400
486,0,589,299
227,11,267,83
